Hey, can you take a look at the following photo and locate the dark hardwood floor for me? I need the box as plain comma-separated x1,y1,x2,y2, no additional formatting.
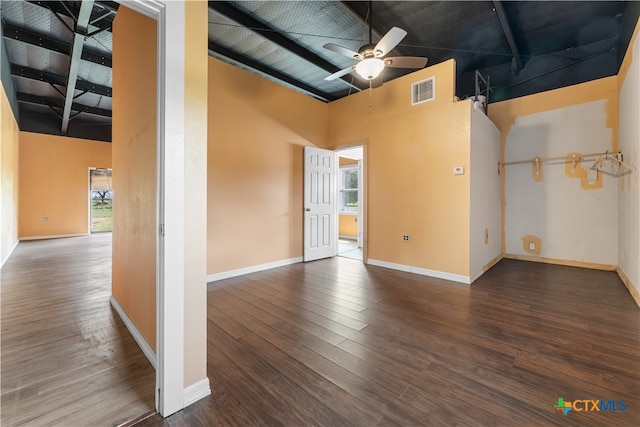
0,234,155,426
140,257,640,427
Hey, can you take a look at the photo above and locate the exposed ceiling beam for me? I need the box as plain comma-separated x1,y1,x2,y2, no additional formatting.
11,64,112,97
61,0,95,133
208,41,337,103
95,1,119,13
492,1,524,75
341,2,386,46
16,92,112,118
27,1,115,33
46,2,76,35
209,1,365,92
2,23,112,67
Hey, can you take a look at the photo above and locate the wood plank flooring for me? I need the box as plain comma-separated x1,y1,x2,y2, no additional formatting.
1,234,155,426
139,257,640,427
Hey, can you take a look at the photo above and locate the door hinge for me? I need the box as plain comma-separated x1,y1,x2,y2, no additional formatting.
159,224,165,236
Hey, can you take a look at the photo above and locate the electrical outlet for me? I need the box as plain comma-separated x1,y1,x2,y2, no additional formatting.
484,228,489,245
529,242,536,251
402,235,410,242
453,166,464,175
41,217,48,222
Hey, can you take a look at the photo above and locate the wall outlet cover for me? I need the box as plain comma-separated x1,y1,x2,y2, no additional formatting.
453,166,464,175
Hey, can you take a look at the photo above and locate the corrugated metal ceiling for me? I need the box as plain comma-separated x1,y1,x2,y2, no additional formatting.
1,1,638,142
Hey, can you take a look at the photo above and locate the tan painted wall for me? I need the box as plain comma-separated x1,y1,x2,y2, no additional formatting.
112,6,157,350
339,157,358,166
339,214,358,238
328,60,471,277
207,58,329,275
18,132,111,238
489,77,619,268
488,77,619,145
183,0,209,389
1,83,19,266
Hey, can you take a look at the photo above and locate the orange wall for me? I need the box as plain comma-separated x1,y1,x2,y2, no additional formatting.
339,157,358,166
112,6,157,350
207,57,329,275
339,214,357,237
488,77,618,149
1,83,19,265
18,132,111,238
328,60,472,276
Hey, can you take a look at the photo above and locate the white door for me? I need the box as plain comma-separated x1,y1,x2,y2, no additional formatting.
304,146,336,261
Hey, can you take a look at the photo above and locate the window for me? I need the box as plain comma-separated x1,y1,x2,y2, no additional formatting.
340,166,358,212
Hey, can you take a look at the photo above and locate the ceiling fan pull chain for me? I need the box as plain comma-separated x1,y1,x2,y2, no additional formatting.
369,79,373,114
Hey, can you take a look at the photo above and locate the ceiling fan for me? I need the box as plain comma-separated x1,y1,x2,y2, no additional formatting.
323,4,427,84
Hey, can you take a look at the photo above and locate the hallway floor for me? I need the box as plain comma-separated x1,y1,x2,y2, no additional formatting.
337,238,363,260
0,234,155,426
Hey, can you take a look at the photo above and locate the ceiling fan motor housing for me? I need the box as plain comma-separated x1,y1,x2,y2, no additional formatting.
359,43,384,59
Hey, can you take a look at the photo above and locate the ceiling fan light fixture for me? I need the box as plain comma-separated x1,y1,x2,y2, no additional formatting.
356,58,385,80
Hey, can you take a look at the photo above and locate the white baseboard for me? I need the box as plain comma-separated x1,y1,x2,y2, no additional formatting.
207,257,303,282
183,378,211,407
110,295,157,369
0,239,19,269
20,233,88,241
367,259,472,284
468,254,504,284
469,269,485,284
503,253,617,271
617,267,640,308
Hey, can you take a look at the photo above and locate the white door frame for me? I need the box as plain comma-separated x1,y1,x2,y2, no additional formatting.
88,167,112,234
116,1,185,416
335,145,366,259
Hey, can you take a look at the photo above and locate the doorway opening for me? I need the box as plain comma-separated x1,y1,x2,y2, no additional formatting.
336,146,364,261
89,168,113,233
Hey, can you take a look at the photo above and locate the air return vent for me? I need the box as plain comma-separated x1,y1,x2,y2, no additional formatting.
411,76,435,105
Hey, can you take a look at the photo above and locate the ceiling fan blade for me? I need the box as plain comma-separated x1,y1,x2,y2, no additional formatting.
384,56,428,69
374,27,407,56
323,43,362,59
325,65,356,81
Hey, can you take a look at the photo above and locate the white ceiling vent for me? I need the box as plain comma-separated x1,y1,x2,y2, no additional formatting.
411,76,435,105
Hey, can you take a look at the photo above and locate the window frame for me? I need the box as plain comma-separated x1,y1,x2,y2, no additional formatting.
339,165,359,214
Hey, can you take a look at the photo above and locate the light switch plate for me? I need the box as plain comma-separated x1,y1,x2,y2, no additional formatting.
453,166,464,175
